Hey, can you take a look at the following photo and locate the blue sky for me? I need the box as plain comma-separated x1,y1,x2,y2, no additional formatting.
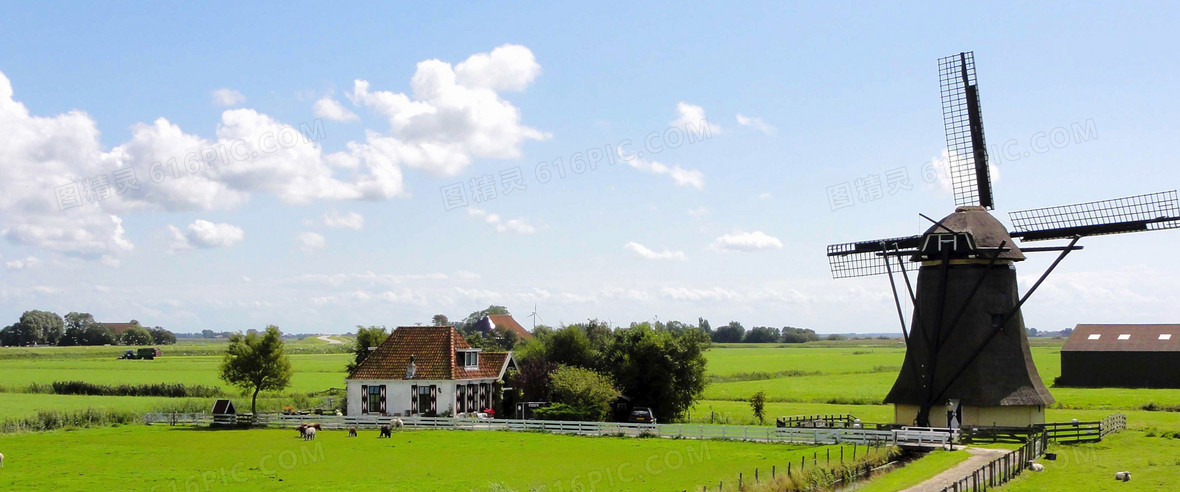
1,2,1178,334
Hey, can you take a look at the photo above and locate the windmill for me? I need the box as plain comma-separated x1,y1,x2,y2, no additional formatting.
826,52,1180,428
528,302,542,330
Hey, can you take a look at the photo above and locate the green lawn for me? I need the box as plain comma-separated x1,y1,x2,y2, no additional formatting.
857,450,970,492
0,393,212,419
0,426,834,491
1003,430,1180,491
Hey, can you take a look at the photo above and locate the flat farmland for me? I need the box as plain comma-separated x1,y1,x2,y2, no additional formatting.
0,427,839,491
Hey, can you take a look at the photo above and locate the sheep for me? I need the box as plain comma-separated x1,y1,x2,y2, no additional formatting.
1025,461,1044,472
392,418,404,430
348,427,357,437
1115,471,1131,482
379,425,392,438
1,451,4,468
297,423,322,439
303,426,317,441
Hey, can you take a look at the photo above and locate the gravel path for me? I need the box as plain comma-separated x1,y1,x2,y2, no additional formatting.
901,447,1008,492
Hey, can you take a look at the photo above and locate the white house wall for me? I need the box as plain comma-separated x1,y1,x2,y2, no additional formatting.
347,379,497,416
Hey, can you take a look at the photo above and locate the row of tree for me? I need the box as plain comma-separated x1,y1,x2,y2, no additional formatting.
706,321,824,344
0,310,176,347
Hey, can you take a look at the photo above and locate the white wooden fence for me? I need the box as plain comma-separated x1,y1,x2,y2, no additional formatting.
142,412,956,447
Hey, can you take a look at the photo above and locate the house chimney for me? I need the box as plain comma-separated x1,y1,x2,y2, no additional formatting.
406,354,417,378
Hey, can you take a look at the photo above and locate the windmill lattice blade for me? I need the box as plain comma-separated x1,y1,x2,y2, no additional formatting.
1009,190,1180,241
940,52,994,209
827,235,923,279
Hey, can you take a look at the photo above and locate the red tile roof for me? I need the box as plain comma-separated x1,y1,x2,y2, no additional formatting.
99,322,138,336
487,315,533,340
347,326,514,381
1063,324,1180,352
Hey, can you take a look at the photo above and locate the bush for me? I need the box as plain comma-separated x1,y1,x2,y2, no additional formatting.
533,403,599,421
49,381,223,398
0,408,140,434
549,366,619,421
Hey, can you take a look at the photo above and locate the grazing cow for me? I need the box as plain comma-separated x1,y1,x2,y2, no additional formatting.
303,426,317,441
379,425,392,438
348,427,357,437
1115,471,1131,482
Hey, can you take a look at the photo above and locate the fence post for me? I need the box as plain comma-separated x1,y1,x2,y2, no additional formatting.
772,465,775,479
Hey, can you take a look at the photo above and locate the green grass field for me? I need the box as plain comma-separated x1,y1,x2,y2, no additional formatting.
3,337,1179,490
0,426,841,491
856,449,970,492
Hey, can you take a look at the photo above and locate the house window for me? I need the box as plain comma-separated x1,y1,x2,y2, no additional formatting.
418,385,432,415
1118,334,1131,340
1160,334,1172,340
463,351,479,367
368,385,382,414
1087,334,1101,340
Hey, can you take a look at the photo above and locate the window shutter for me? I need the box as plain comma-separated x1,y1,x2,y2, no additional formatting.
411,384,418,415
379,385,387,415
430,385,437,414
456,385,464,413
468,383,475,409
479,383,487,410
361,385,369,415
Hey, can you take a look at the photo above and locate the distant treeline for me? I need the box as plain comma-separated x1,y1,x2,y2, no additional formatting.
0,310,175,347
707,322,834,344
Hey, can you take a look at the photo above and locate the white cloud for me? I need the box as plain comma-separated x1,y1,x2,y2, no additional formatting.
672,102,721,137
297,232,326,252
687,207,709,217
625,242,687,261
4,255,39,270
313,96,358,121
346,44,549,176
735,113,775,135
619,151,705,190
710,230,783,252
757,192,772,200
211,88,246,107
661,286,742,302
318,210,365,230
168,220,245,252
467,208,536,234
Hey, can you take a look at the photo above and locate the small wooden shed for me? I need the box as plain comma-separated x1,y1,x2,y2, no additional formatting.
212,399,237,426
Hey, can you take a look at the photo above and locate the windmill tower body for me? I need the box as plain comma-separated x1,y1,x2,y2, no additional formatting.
884,207,1054,427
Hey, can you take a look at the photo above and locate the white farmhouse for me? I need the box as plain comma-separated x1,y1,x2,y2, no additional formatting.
346,326,516,417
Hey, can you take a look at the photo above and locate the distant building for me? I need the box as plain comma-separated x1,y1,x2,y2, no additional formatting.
1059,324,1180,388
346,326,516,417
99,321,139,337
472,314,534,341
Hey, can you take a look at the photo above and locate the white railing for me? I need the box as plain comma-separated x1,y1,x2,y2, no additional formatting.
143,412,957,447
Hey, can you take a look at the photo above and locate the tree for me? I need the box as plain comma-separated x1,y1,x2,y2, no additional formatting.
201,329,217,339
219,325,292,415
711,321,745,343
698,317,712,335
510,358,558,402
120,325,153,345
744,326,780,343
781,326,820,343
0,325,17,346
149,327,177,345
12,310,64,346
602,323,710,422
431,314,450,326
347,325,389,372
749,390,766,425
545,326,597,369
82,324,116,345
549,365,620,421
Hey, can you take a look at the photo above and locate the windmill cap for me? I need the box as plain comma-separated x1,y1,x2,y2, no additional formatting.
922,207,1025,261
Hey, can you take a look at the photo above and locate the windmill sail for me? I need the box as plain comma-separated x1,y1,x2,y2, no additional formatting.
1009,190,1180,241
939,52,994,209
826,235,923,278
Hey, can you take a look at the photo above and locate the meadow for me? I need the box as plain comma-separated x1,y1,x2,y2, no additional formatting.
3,336,1180,490
0,427,847,491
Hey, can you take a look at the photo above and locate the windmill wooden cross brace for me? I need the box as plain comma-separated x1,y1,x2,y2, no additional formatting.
826,52,1180,428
